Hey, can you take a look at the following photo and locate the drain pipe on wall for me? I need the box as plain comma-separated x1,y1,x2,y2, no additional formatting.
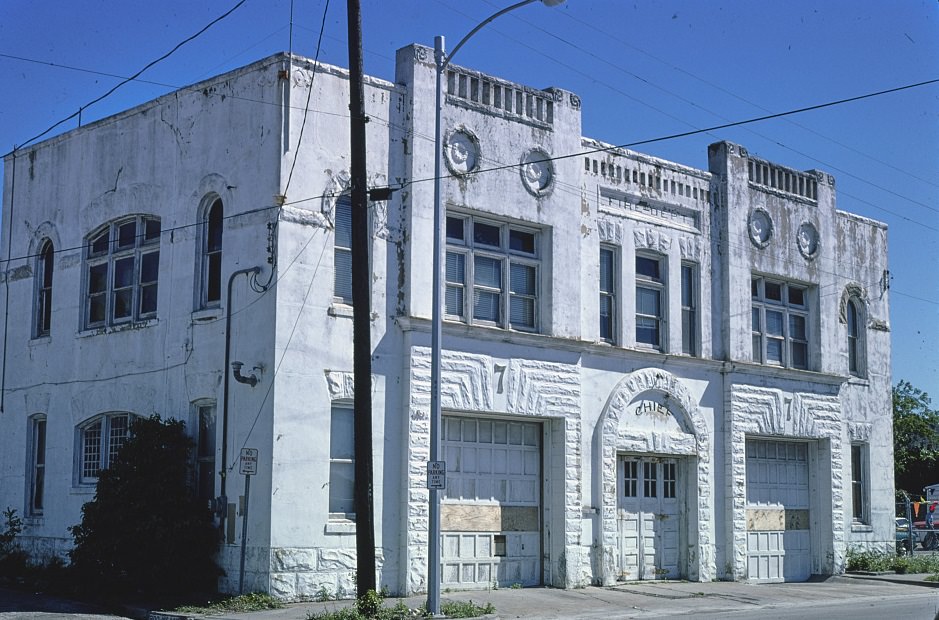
0,150,17,415
220,266,262,536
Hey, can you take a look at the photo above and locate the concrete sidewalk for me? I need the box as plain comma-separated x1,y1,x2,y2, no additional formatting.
147,573,939,620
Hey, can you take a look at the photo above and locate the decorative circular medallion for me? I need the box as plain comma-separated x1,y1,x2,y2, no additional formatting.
797,221,820,259
520,148,554,197
444,128,480,177
747,208,773,248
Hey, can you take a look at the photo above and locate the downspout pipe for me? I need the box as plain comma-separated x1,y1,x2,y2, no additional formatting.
0,150,15,414
220,266,261,526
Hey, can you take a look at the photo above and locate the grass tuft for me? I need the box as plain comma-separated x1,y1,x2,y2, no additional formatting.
174,592,284,614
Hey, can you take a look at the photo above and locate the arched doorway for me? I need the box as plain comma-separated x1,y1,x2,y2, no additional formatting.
597,368,714,584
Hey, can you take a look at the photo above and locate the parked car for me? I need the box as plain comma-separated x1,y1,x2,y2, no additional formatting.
897,517,913,553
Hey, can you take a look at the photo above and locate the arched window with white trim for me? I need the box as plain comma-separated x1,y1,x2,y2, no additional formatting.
35,239,54,337
76,412,136,484
84,216,161,328
846,298,865,377
200,198,223,308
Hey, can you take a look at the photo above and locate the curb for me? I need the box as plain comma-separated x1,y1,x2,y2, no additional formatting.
843,572,939,588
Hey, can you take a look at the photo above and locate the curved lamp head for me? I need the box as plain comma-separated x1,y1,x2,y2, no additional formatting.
541,0,566,5
231,361,259,387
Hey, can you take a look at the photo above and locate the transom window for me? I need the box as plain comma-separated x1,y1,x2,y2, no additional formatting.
445,214,540,332
78,413,134,484
751,276,810,369
635,254,665,349
85,216,160,328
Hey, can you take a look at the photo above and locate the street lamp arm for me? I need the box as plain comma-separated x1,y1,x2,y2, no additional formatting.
426,0,563,613
442,0,539,71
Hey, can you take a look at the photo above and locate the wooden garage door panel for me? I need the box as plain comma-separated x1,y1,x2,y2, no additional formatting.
745,440,811,582
441,417,541,589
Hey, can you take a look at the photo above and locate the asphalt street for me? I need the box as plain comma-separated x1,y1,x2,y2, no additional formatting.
2,574,939,620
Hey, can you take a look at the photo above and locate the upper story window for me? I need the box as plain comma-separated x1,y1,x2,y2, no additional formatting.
85,216,160,329
445,214,540,332
635,254,665,349
200,199,223,308
681,263,697,356
35,239,54,337
334,196,353,304
77,412,135,484
599,246,616,343
846,298,865,377
751,276,810,369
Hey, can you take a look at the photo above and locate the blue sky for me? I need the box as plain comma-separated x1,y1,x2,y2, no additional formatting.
1,0,937,400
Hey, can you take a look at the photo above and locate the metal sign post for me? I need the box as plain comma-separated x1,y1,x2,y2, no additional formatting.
238,448,258,594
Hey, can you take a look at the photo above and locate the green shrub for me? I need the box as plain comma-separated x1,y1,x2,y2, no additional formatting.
0,508,23,554
68,415,220,598
440,600,495,618
846,547,939,574
305,590,495,620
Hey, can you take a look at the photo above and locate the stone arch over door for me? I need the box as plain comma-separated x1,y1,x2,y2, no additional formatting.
727,386,843,580
597,367,714,584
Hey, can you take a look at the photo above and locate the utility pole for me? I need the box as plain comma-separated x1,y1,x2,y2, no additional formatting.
346,0,377,597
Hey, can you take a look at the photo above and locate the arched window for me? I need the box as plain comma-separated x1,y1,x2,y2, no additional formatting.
847,298,862,377
201,198,223,307
85,216,161,328
77,412,136,484
35,239,54,337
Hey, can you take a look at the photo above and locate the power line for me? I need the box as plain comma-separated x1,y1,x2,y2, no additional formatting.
5,75,938,270
3,0,249,156
284,0,332,194
547,2,939,192
481,5,939,217
6,37,936,228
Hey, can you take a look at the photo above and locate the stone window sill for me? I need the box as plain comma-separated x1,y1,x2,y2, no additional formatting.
850,523,874,533
328,303,354,319
191,308,222,323
325,520,356,535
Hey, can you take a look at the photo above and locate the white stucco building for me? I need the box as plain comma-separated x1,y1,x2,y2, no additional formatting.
0,46,893,598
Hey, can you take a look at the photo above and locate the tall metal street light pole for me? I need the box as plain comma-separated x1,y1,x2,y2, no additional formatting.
427,0,565,614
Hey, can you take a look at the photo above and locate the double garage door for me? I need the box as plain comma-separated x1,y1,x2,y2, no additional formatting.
439,416,541,589
746,439,811,582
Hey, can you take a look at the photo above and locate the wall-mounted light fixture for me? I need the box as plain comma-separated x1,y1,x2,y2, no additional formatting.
231,361,259,387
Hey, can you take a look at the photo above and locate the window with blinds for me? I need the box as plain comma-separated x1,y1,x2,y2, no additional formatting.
445,213,540,332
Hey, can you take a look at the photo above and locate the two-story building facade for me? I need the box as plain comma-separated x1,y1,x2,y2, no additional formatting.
0,45,892,599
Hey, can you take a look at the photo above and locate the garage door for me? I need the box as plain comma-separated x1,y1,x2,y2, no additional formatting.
746,439,811,582
618,457,681,580
440,417,541,589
